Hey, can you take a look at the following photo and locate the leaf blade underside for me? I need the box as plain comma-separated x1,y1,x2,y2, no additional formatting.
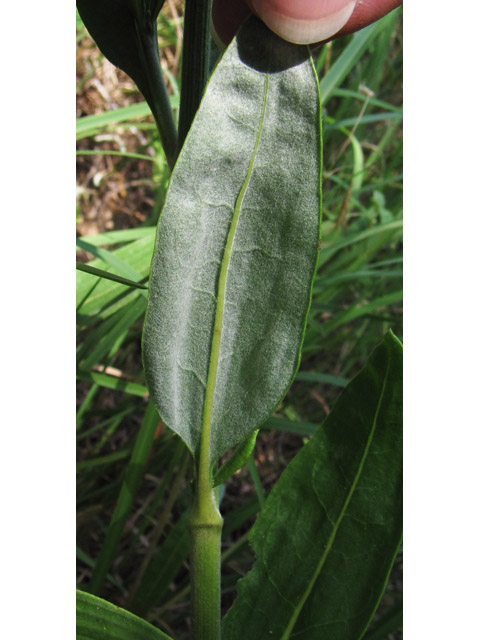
142,16,322,464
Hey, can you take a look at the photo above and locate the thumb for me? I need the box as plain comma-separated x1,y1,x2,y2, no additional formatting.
211,0,402,47
248,0,358,45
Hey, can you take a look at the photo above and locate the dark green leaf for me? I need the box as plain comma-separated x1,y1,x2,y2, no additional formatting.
143,16,322,464
76,0,177,167
76,1,161,109
222,331,402,640
76,589,174,640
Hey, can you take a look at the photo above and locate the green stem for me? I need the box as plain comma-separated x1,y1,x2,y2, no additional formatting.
188,473,223,640
158,530,250,614
185,64,268,640
135,19,178,170
180,5,222,633
178,0,212,148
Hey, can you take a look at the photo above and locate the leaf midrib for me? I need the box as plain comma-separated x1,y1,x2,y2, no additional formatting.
280,357,391,639
197,73,270,474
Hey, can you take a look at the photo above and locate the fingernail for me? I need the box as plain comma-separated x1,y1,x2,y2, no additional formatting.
250,0,357,44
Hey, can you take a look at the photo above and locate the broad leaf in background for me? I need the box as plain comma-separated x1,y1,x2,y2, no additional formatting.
76,0,177,167
143,16,322,464
76,589,174,640
222,331,402,640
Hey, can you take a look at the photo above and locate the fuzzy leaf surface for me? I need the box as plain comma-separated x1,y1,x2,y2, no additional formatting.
222,331,403,640
143,17,322,463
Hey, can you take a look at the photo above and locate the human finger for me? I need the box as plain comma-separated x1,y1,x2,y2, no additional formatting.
211,0,402,47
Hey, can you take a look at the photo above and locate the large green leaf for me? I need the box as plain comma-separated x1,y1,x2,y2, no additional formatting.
222,331,402,640
76,589,174,640
143,16,322,464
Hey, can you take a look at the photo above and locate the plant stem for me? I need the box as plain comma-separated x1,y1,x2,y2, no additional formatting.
178,0,213,148
188,461,223,640
179,4,222,635
135,20,178,170
158,530,250,614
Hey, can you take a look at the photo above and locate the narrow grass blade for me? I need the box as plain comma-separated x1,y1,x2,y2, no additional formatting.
76,263,148,290
77,371,148,397
76,102,152,139
78,296,147,371
324,111,402,132
77,448,131,471
87,401,160,594
318,220,402,267
77,238,143,282
76,149,158,163
319,290,403,334
130,512,191,617
262,417,319,436
128,450,190,606
295,371,348,386
76,383,100,430
246,456,265,508
330,88,402,113
350,134,364,192
77,408,134,443
77,227,154,246
76,233,155,321
314,268,402,288
320,20,384,103
76,547,126,594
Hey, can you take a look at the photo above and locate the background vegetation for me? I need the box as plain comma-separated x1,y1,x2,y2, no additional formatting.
76,3,403,638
